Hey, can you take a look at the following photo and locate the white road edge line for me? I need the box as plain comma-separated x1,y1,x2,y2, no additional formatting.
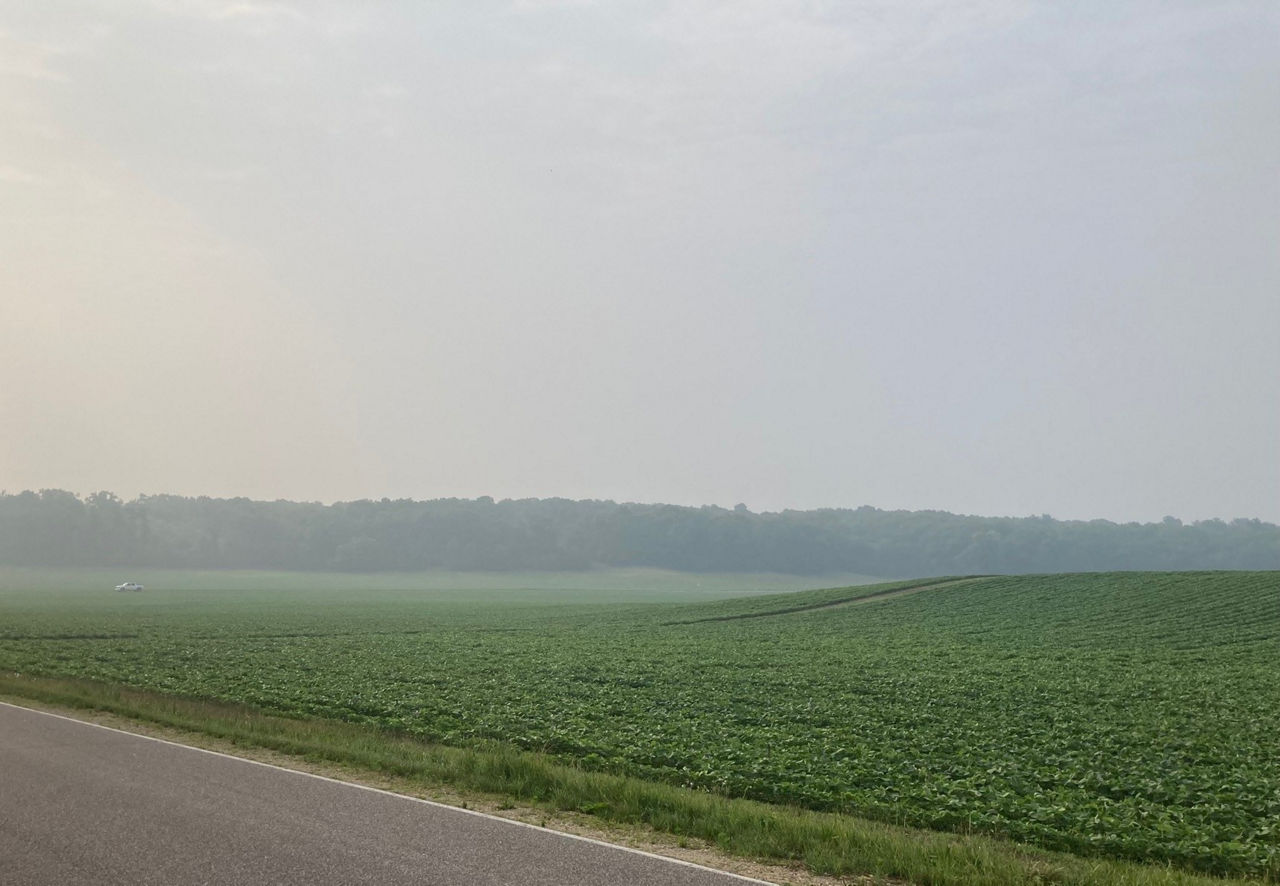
0,700,778,886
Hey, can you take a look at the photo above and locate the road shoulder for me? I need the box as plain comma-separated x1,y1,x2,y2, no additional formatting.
0,694,871,886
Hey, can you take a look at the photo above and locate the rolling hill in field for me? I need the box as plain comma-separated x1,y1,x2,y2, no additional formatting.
1,571,1277,876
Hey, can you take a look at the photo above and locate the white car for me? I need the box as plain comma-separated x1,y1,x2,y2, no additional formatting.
114,581,144,592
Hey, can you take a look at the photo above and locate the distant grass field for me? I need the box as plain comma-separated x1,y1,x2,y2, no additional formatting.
0,566,881,598
1,570,1277,878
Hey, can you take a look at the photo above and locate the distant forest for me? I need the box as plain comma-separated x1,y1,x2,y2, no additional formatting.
2,490,1277,576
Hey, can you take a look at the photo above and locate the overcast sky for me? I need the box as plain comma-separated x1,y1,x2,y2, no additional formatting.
2,1,1277,522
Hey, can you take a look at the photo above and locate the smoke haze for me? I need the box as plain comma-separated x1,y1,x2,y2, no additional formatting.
3,2,1277,522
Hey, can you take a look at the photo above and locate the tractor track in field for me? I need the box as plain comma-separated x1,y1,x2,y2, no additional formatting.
662,577,986,626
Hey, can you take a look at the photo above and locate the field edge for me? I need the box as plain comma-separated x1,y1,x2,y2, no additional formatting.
0,672,1256,886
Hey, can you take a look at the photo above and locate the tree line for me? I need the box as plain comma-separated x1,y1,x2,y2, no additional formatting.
1,489,1276,576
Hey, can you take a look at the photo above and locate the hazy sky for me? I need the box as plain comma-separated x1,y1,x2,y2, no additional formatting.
2,1,1277,522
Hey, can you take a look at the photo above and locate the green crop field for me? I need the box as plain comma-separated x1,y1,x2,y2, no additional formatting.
1,570,1277,878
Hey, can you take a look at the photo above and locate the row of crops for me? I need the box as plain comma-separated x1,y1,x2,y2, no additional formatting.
1,571,1277,876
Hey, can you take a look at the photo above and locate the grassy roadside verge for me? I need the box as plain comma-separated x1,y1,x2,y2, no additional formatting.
0,672,1253,886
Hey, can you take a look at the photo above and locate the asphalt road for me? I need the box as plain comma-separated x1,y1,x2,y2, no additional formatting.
0,702,775,886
